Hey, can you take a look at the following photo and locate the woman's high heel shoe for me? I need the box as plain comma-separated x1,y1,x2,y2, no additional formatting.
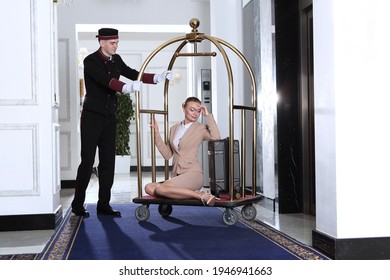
200,193,219,206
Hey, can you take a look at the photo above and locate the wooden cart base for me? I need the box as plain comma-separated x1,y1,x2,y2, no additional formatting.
132,194,263,226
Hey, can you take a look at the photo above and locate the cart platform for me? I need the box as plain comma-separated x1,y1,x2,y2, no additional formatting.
132,194,263,226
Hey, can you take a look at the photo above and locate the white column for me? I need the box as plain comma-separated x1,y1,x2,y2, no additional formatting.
0,0,61,228
210,0,244,138
314,0,390,239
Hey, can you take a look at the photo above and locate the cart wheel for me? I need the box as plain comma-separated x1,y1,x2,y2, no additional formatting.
241,204,257,221
158,204,173,217
135,205,150,221
222,208,238,226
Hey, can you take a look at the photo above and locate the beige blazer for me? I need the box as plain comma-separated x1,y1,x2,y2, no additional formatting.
155,114,221,177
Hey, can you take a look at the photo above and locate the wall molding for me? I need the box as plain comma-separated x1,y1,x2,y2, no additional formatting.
58,38,71,122
53,124,61,193
0,0,38,106
60,131,72,171
0,123,40,196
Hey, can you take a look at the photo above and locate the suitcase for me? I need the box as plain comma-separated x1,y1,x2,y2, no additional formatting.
208,138,241,198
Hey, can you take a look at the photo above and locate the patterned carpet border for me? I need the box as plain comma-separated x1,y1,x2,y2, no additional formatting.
0,209,77,260
0,207,82,260
38,208,82,260
1,204,330,260
235,209,331,260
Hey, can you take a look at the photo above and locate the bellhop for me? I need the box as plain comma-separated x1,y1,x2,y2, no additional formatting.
71,28,173,217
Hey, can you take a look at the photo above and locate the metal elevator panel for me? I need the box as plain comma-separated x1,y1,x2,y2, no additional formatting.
200,69,212,186
201,69,212,113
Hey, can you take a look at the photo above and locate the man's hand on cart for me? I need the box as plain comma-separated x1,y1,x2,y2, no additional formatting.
122,80,142,94
154,70,173,83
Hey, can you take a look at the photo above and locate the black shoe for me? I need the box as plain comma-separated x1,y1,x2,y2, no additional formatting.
96,206,121,217
72,208,90,217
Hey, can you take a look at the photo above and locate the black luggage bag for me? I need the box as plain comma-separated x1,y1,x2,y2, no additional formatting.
208,138,241,198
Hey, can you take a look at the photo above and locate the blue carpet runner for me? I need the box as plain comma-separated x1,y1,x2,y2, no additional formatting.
2,204,329,260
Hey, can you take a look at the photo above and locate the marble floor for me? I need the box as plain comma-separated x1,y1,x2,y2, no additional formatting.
0,172,315,255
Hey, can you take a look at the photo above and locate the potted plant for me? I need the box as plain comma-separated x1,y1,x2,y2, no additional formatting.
115,92,134,173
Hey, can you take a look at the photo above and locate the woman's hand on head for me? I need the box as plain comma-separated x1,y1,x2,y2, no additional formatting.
200,105,209,116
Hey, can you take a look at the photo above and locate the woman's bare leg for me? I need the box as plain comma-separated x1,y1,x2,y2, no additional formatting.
154,182,217,206
154,182,201,200
145,182,160,196
145,181,217,206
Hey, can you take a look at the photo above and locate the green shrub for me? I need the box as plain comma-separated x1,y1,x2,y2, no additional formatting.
115,93,134,155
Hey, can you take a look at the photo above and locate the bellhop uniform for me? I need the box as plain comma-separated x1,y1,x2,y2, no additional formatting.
71,28,156,216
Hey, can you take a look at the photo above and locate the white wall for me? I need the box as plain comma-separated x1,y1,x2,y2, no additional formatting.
0,0,60,216
210,0,244,139
314,0,390,238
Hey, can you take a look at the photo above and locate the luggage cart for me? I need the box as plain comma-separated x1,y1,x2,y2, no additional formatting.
132,18,263,226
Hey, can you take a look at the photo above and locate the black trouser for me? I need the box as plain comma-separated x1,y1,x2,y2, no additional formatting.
71,110,116,210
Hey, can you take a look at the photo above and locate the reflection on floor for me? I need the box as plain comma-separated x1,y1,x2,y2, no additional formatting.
0,172,315,255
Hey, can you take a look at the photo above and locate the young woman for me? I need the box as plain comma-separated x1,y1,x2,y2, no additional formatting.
145,97,221,206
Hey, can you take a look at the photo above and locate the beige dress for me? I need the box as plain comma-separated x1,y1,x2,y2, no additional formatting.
155,114,221,190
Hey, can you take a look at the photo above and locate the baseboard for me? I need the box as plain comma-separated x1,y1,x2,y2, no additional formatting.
130,166,171,172
312,230,390,259
61,180,76,189
0,206,63,232
257,196,276,212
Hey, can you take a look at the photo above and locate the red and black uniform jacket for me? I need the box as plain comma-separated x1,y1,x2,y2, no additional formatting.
82,48,155,115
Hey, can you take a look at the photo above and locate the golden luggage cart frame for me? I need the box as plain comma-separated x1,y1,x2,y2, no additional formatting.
132,19,262,226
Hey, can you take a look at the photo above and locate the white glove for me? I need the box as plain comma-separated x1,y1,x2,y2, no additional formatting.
133,80,142,92
154,70,173,83
122,81,142,94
